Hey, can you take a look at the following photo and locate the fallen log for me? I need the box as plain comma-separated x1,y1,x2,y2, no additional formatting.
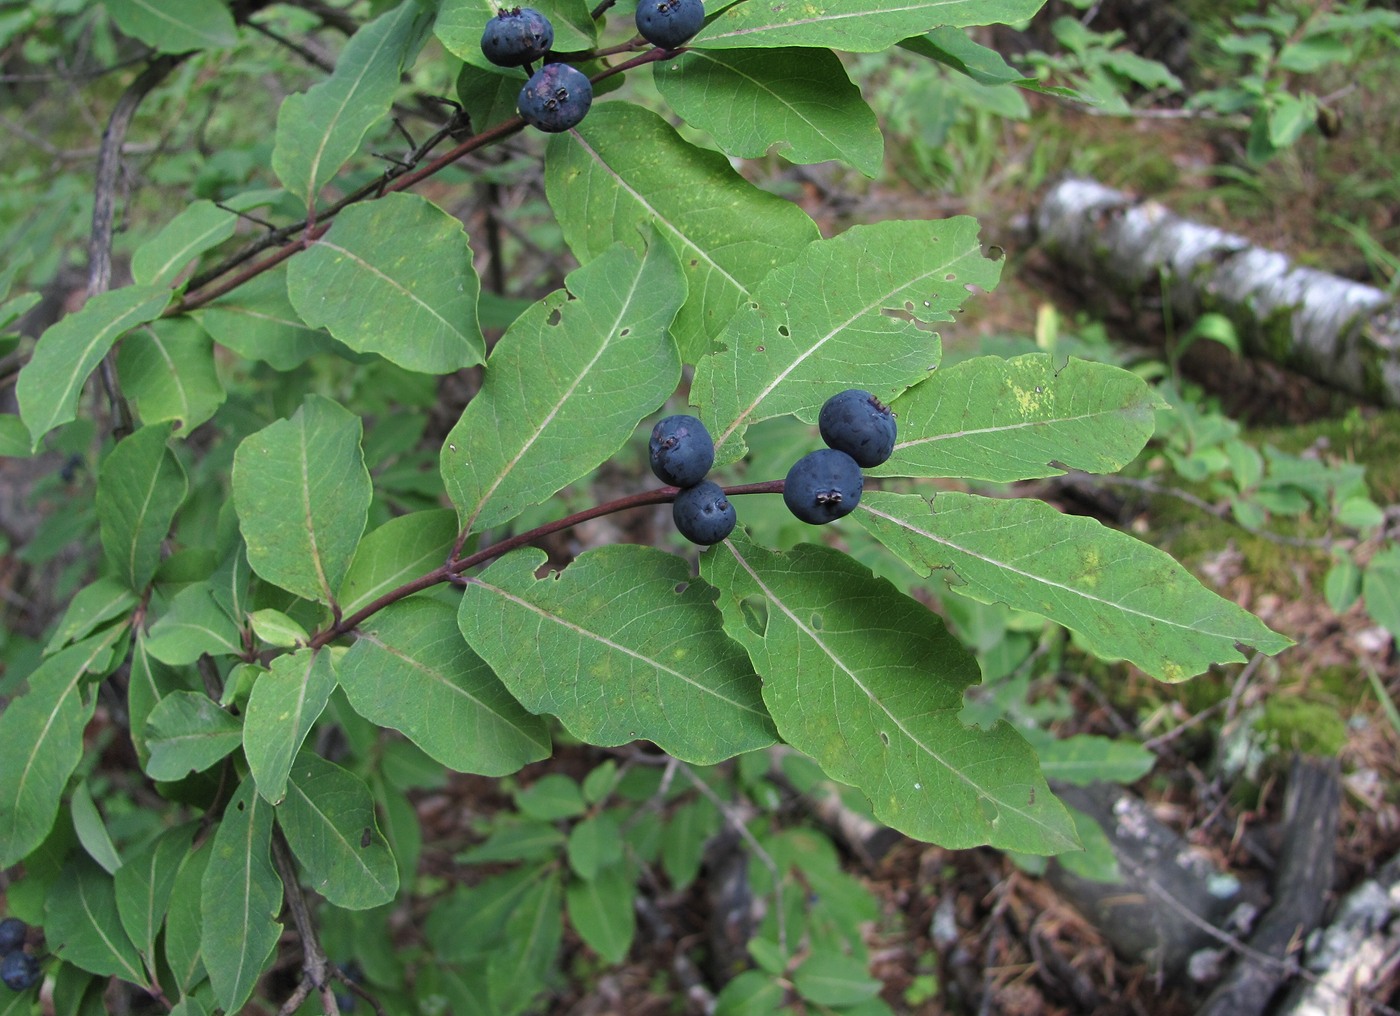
1033,177,1400,407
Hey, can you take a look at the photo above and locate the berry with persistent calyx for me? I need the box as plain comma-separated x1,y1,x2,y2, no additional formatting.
0,921,23,955
649,414,714,488
1,951,39,992
784,448,863,525
481,7,554,67
818,388,897,468
672,480,736,545
517,62,593,133
636,0,705,50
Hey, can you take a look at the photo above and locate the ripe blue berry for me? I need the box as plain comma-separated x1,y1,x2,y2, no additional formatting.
818,389,897,468
672,480,736,545
0,951,39,992
517,62,593,133
0,921,23,955
636,0,705,50
649,414,715,488
783,448,862,525
481,7,554,67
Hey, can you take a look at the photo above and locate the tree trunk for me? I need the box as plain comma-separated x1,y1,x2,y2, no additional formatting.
1034,177,1400,408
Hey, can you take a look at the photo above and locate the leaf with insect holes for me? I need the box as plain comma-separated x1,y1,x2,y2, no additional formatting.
704,535,1077,853
694,217,1001,465
440,237,683,535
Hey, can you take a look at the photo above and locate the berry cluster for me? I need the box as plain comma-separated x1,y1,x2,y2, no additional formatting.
650,415,735,545
650,390,896,546
481,2,706,135
0,918,39,993
784,389,895,524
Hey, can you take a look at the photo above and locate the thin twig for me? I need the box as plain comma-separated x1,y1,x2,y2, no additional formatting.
271,827,340,1016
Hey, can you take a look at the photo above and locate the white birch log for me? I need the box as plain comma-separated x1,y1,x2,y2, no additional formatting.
1034,177,1400,407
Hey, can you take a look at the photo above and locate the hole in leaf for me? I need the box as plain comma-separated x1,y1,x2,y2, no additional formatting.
778,325,789,337
809,612,823,631
674,582,689,595
878,730,890,746
620,327,631,336
740,595,768,637
547,308,563,326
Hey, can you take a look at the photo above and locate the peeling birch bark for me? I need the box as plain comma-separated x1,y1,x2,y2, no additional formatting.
1034,178,1400,407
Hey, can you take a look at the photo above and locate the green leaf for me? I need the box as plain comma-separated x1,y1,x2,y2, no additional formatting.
460,820,565,864
335,598,551,776
0,414,30,457
44,578,136,655
165,843,211,994
338,508,459,617
1026,732,1155,786
516,773,587,822
16,285,171,448
693,0,1048,50
566,862,635,964
654,48,883,176
201,778,282,1013
272,1,435,210
440,238,683,534
1324,554,1360,613
856,491,1293,681
232,394,372,605
144,583,243,665
903,26,1033,86
714,970,786,1015
455,61,525,131
244,650,336,804
116,318,225,433
487,873,563,1015
279,751,398,910
287,192,486,373
128,634,186,770
704,536,1077,853
546,104,818,363
794,951,882,1006
0,631,123,866
70,781,121,875
1363,545,1400,639
131,200,237,286
114,822,197,962
103,0,237,52
694,217,1001,464
195,268,338,369
874,354,1163,480
45,853,146,984
567,812,623,880
462,545,777,764
436,0,596,67
248,609,308,649
97,422,188,591
144,690,243,781
1267,91,1317,148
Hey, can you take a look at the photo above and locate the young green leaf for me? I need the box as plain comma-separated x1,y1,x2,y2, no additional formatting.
97,422,188,592
0,630,125,866
70,781,121,875
566,862,636,964
143,690,243,781
694,217,1002,464
287,192,486,374
165,843,212,994
279,751,398,910
44,853,146,984
271,1,435,210
201,778,283,1013
693,0,1049,50
232,394,372,605
857,490,1294,680
128,634,188,770
440,238,683,535
704,535,1077,854
335,598,551,776
244,650,337,805
1363,545,1400,639
874,354,1165,480
487,873,563,1015
44,578,136,655
144,584,243,665
16,285,171,448
462,545,777,764
793,951,882,1007
114,822,197,963
546,104,818,363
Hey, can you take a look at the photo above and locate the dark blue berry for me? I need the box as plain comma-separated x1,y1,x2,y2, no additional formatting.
672,480,736,545
0,921,22,955
818,389,896,468
481,7,554,67
0,951,39,992
517,62,593,133
636,0,705,50
783,448,862,525
649,414,714,488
